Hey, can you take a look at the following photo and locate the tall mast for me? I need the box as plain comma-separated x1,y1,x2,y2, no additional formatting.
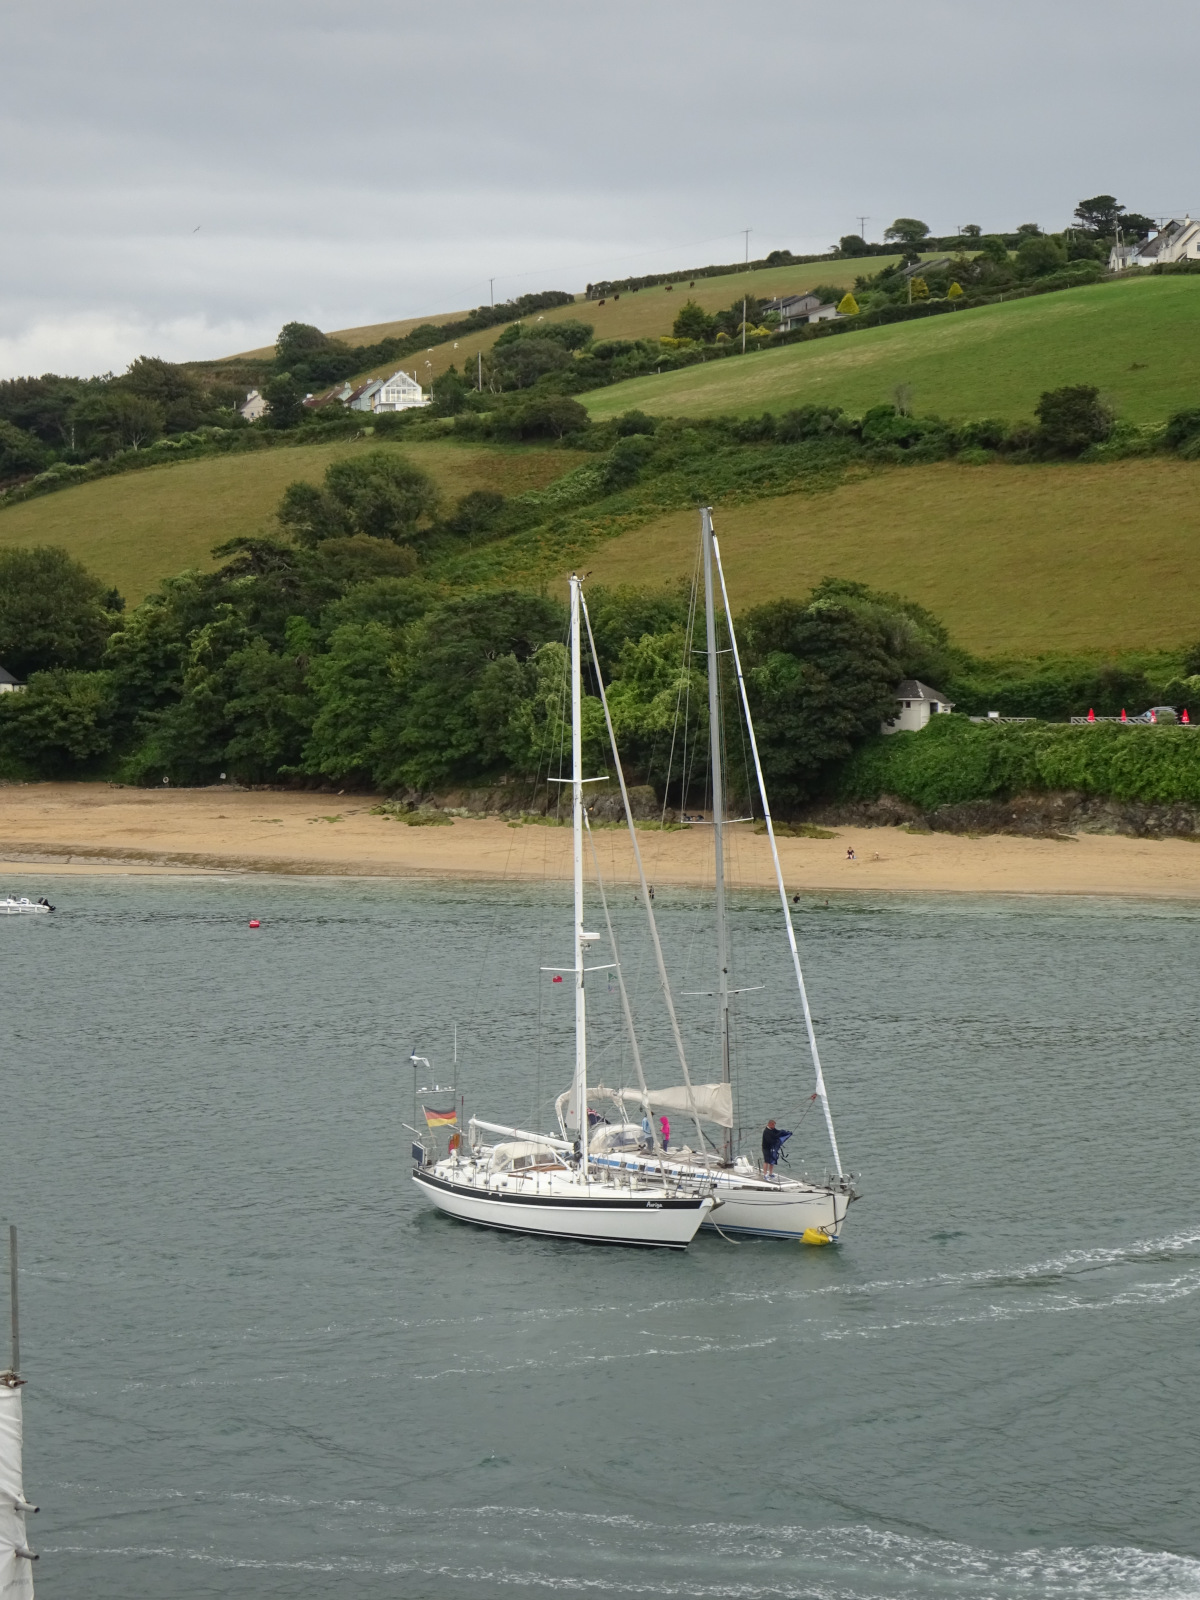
570,575,589,1175
701,509,733,1165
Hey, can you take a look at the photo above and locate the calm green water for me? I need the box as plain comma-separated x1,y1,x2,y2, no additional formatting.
3,874,1199,1599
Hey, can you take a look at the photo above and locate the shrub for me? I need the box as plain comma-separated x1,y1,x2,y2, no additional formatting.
614,409,658,437
1034,385,1114,456
1165,407,1200,453
837,293,860,315
672,300,715,341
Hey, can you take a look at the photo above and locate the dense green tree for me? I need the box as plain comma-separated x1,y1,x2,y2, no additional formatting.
323,452,439,543
1034,385,1114,456
740,597,901,804
884,218,931,246
491,337,572,389
444,489,508,541
504,395,590,440
0,668,120,775
0,420,50,477
0,374,88,448
262,372,307,430
115,356,206,432
72,390,165,453
1072,194,1152,239
387,591,564,788
961,224,982,238
303,621,403,782
671,299,715,341
273,322,357,385
0,546,120,677
975,235,1010,265
430,365,469,415
838,234,869,255
1016,234,1067,276
276,480,350,544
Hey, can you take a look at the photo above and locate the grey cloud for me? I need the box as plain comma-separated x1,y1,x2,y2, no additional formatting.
2,0,1197,375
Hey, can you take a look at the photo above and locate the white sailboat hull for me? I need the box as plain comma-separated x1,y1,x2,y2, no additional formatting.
413,1166,713,1249
699,1181,849,1240
585,1147,852,1240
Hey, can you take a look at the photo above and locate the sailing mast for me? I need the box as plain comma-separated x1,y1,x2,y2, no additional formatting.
569,574,590,1176
702,509,734,1165
709,523,845,1178
1,1225,37,1597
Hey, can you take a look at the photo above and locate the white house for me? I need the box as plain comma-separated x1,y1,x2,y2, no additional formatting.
882,679,954,735
375,369,429,411
763,293,840,331
0,665,25,694
239,388,269,423
1109,216,1200,271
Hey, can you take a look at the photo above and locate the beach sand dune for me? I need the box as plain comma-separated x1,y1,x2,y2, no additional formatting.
3,783,1200,899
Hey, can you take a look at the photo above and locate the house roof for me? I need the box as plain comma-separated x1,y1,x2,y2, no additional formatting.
346,379,384,404
0,664,22,686
895,679,953,704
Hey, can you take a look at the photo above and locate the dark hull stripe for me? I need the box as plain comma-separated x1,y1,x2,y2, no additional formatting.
413,1168,708,1211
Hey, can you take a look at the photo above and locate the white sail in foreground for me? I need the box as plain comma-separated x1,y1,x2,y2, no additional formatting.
411,576,715,1249
1,1228,35,1600
563,512,857,1241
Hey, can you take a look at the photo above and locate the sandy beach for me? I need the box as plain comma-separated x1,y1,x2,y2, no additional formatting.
3,782,1200,898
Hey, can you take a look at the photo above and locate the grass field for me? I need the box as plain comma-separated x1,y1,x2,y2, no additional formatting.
579,459,1200,655
0,441,584,603
268,257,912,390
582,275,1200,427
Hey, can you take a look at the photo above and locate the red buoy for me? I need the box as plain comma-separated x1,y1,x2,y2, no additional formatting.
249,919,260,929
552,974,562,983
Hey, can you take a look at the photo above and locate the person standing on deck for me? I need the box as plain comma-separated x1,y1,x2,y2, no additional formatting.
659,1114,670,1151
762,1119,791,1177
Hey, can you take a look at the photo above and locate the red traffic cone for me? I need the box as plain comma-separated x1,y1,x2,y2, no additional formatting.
1120,708,1127,722
1184,709,1191,724
1087,707,1095,722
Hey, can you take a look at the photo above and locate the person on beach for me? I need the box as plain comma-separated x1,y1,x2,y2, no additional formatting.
659,1114,670,1151
846,847,856,863
762,1119,791,1177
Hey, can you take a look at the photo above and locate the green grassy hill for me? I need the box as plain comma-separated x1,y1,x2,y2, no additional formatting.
0,440,583,603
308,257,911,388
578,459,1200,655
583,276,1200,426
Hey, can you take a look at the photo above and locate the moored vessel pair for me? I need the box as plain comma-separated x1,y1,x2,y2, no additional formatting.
413,510,857,1250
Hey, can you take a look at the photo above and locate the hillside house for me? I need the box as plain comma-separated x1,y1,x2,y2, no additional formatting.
239,389,268,422
375,370,429,411
762,293,839,330
304,381,354,410
347,379,384,412
882,679,954,735
1109,216,1200,270
0,665,25,694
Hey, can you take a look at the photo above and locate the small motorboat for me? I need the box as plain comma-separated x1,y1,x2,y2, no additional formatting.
0,896,54,915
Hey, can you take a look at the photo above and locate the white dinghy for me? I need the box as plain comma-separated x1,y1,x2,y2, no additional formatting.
558,511,857,1242
411,575,715,1250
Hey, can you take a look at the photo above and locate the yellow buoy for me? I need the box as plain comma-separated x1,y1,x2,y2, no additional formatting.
802,1227,833,1247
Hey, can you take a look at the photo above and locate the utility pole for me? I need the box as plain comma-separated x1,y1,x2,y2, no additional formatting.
857,215,869,241
489,277,494,307
741,297,747,354
477,350,482,392
743,228,751,268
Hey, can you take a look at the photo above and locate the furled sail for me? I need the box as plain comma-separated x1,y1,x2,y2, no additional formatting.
0,1380,35,1600
589,1082,734,1129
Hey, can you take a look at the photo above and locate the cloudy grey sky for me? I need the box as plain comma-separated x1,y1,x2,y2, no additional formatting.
2,0,1196,378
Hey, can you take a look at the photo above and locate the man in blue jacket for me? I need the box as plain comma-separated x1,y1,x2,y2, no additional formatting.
762,1119,791,1177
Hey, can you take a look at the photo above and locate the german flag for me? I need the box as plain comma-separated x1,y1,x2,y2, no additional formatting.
423,1105,457,1129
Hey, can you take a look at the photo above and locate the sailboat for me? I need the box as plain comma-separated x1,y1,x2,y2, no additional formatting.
565,509,857,1241
1,1226,38,1599
411,575,716,1249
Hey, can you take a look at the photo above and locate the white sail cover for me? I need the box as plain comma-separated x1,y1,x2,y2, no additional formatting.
640,1083,733,1128
0,1383,34,1600
589,1082,734,1128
